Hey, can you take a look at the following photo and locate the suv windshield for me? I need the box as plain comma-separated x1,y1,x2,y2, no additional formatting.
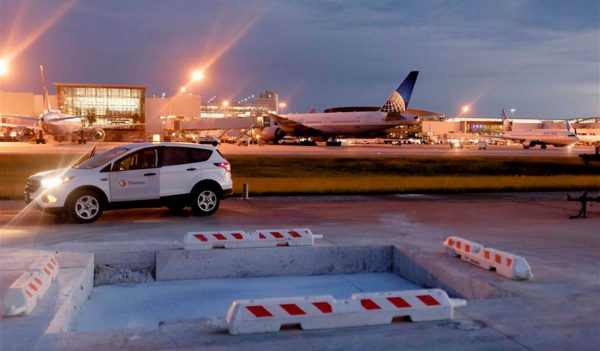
74,147,130,169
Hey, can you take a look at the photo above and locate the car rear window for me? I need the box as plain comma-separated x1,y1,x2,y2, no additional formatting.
189,148,212,163
162,147,191,166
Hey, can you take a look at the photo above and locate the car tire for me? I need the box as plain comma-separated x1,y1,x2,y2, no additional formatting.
66,189,103,223
191,186,220,216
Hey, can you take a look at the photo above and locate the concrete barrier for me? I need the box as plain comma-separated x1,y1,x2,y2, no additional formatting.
444,236,533,280
2,272,44,317
484,248,534,280
183,228,322,250
29,255,59,281
208,288,466,335
253,228,322,246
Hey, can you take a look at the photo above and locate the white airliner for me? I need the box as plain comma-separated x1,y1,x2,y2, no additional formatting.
259,71,440,144
499,108,578,149
0,65,138,144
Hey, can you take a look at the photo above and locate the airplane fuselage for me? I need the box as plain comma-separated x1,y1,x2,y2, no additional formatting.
280,111,410,136
39,111,83,136
501,129,578,147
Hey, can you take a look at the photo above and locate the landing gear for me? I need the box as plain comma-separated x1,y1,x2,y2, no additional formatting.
77,130,87,144
541,144,547,150
325,137,342,147
35,131,46,144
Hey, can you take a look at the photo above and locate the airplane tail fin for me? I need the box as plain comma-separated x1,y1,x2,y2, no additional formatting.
39,65,51,112
566,120,575,134
380,71,419,113
501,108,512,132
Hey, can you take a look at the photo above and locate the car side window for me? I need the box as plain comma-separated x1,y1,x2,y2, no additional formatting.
189,148,212,163
111,148,158,171
162,147,190,166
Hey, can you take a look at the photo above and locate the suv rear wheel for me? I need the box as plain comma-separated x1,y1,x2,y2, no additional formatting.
66,189,103,223
191,186,220,216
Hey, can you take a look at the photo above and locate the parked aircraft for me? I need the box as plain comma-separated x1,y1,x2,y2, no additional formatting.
499,108,578,149
0,65,139,144
259,71,440,145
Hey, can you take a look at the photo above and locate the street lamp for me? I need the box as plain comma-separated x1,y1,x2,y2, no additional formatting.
0,59,8,92
222,100,229,107
462,105,470,114
510,108,516,117
191,70,204,82
0,59,8,76
278,102,287,114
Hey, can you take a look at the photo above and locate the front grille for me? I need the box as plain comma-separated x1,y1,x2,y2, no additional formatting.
26,178,41,193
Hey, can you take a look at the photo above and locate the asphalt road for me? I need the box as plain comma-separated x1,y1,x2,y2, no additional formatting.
0,141,596,157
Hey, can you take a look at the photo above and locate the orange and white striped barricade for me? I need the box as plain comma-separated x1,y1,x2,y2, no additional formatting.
443,236,490,269
252,228,323,247
183,231,275,250
483,248,533,280
444,236,533,280
28,256,59,298
208,289,466,335
184,228,323,250
2,272,45,317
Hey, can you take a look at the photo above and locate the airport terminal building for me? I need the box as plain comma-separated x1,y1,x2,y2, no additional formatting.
55,83,145,127
1,84,598,143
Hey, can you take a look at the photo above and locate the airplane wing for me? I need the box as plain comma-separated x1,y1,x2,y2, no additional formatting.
0,121,41,130
50,116,83,122
267,113,320,134
0,113,39,122
498,134,535,144
0,114,40,130
405,108,444,117
75,122,145,132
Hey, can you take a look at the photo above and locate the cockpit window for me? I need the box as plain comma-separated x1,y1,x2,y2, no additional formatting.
74,147,130,169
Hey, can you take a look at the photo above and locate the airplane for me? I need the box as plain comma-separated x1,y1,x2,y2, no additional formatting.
259,71,441,145
0,65,139,144
568,119,600,145
498,108,578,149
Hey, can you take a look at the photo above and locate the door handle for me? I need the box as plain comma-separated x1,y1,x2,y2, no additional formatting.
186,168,197,171
144,172,157,176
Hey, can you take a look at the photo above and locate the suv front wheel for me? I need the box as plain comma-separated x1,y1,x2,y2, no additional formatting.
191,187,220,216
66,189,103,223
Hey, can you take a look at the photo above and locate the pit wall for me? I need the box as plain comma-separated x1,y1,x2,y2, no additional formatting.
94,245,510,300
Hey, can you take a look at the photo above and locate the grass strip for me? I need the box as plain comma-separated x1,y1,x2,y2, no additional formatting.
232,175,600,195
0,154,598,199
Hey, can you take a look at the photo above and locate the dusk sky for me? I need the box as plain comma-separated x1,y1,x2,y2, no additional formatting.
1,0,598,118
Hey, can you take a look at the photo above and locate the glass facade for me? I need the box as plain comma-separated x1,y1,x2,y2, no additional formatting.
56,84,145,127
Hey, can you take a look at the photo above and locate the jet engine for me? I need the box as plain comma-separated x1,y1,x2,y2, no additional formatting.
93,128,106,141
259,126,285,142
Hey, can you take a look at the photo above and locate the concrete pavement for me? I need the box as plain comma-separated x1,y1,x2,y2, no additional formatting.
0,193,599,350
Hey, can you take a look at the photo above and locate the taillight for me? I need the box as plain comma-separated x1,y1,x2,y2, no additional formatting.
214,162,231,172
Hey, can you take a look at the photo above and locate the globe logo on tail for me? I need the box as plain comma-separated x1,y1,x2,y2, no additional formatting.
381,91,406,113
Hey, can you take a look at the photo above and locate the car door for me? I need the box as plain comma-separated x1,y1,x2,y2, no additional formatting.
109,147,160,202
160,146,195,197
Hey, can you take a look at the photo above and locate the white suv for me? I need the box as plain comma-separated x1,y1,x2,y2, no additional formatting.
24,142,233,223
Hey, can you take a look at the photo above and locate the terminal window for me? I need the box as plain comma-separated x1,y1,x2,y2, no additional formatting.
57,85,145,127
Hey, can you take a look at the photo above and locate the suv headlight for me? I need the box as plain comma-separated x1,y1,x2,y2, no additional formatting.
41,176,74,189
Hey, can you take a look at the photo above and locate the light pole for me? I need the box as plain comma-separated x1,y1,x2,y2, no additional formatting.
278,102,287,114
0,58,8,92
191,70,204,118
191,70,204,94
